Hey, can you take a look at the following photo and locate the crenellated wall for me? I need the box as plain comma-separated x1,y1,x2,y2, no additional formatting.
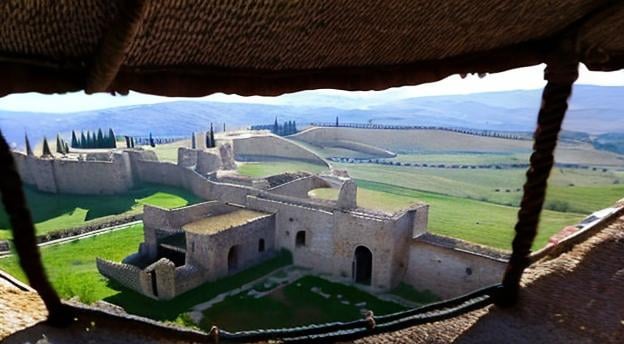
13,151,134,195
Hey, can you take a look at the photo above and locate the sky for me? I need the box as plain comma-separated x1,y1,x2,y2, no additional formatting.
0,64,623,113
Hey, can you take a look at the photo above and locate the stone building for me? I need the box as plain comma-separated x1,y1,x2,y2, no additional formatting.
97,176,432,300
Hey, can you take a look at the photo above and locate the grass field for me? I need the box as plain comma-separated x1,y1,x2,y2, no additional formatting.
335,163,624,214
200,275,406,331
0,224,145,303
238,161,329,177
0,184,201,240
148,139,190,162
0,229,292,323
311,180,584,251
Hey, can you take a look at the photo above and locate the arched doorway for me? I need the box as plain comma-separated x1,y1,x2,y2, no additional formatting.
228,245,239,273
353,246,373,285
295,231,306,248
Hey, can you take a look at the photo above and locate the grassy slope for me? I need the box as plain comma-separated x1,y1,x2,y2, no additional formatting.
310,180,584,251
0,224,145,303
0,184,201,240
338,163,624,213
238,161,329,177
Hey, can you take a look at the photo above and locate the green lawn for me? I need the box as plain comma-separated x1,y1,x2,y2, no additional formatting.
389,283,440,305
0,184,201,240
310,180,584,251
0,224,145,303
238,161,329,178
200,275,406,331
0,228,293,324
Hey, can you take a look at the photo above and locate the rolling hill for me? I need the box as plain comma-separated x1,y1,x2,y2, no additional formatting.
1,85,622,149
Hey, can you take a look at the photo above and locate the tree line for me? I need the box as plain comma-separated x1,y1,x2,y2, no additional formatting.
250,118,298,136
311,120,529,140
71,129,117,149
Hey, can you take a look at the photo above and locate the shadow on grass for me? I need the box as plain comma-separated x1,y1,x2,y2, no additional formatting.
103,250,293,322
0,183,201,230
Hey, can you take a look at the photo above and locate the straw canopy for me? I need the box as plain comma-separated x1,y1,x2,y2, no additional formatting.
1,0,623,97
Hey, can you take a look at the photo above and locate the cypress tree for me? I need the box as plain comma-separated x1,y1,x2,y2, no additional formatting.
149,132,155,147
86,131,92,148
191,132,196,149
223,123,226,133
336,116,339,127
293,120,297,133
97,128,104,148
56,134,63,154
109,128,116,148
71,131,78,148
80,131,87,149
64,141,70,154
205,130,211,149
42,137,52,156
273,117,278,134
125,136,130,148
210,123,215,148
130,137,135,148
25,133,34,156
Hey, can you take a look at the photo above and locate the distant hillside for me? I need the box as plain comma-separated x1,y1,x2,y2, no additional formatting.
1,85,622,148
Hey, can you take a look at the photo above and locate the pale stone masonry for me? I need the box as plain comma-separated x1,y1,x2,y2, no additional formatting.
13,133,506,301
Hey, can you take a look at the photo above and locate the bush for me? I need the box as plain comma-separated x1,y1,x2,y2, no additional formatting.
545,200,571,212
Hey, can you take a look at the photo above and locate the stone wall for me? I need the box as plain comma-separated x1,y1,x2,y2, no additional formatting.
186,213,276,280
96,258,154,298
177,148,198,168
13,151,134,195
404,240,506,298
246,194,416,291
267,175,330,198
53,152,134,194
142,202,237,259
232,134,329,166
196,150,223,175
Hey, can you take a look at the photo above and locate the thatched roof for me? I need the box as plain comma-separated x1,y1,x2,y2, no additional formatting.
1,0,623,97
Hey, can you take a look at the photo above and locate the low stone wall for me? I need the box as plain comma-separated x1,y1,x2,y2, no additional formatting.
404,239,506,299
267,175,330,199
96,258,154,298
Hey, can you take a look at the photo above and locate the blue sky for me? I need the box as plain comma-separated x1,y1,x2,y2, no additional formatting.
1,64,622,113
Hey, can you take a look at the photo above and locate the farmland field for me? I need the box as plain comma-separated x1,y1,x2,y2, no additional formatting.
0,184,201,240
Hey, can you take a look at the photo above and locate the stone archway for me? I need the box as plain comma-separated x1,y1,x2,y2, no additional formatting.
353,246,373,285
228,245,239,273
